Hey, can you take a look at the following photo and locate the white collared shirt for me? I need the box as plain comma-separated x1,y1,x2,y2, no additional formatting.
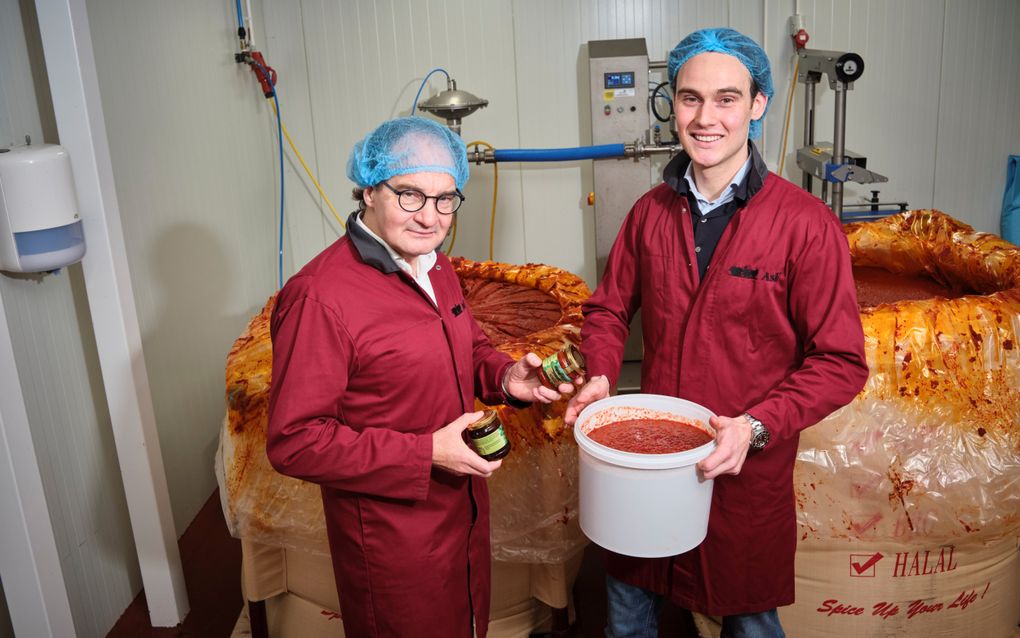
683,155,753,215
355,213,438,304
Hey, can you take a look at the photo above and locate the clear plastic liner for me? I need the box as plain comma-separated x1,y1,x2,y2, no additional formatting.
479,379,583,563
217,260,591,563
217,295,331,555
795,210,1020,543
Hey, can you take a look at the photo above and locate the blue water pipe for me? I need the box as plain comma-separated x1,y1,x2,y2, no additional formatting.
492,144,627,162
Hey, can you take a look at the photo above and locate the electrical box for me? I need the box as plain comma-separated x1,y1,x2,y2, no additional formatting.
588,38,651,369
0,144,85,273
588,38,650,277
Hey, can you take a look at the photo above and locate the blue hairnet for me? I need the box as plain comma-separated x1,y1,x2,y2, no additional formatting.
667,28,774,139
347,116,470,190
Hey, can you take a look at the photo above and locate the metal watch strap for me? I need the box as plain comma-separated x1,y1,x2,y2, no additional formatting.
744,413,770,449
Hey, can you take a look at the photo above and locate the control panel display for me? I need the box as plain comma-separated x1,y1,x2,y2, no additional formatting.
604,71,635,89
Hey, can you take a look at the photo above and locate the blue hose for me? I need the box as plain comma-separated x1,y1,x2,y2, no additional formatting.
252,60,285,289
410,68,450,115
492,144,626,162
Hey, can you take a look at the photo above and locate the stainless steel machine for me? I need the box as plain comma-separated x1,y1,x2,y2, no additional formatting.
795,48,889,219
588,39,654,279
587,39,677,389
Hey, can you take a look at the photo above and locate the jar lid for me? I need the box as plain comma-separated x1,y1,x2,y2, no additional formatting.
562,343,585,371
468,410,499,431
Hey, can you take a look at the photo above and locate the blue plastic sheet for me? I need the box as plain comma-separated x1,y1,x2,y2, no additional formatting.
1002,154,1019,244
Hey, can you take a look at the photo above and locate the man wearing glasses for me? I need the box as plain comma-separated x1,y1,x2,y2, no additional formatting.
267,117,572,637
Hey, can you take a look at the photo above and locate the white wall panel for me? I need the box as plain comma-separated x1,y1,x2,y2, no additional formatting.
469,0,522,266
286,0,532,266
261,0,336,273
934,0,1020,234
1,274,140,638
84,0,278,543
511,0,593,280
0,0,39,147
1,0,139,635
454,0,528,266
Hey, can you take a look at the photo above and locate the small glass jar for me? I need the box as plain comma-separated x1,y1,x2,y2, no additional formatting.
536,343,586,390
467,410,511,461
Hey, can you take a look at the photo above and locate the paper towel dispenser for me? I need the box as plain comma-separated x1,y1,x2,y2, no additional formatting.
0,144,86,273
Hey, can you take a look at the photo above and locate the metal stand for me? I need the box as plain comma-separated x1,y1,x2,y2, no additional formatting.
796,49,887,221
802,80,816,193
248,600,269,638
831,83,847,219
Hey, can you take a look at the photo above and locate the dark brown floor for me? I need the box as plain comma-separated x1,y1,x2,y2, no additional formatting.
106,489,243,637
107,489,696,637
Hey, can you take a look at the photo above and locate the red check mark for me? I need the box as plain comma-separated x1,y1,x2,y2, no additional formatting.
850,552,883,575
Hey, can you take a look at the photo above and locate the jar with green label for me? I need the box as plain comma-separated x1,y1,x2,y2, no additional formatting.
467,410,511,461
536,343,586,390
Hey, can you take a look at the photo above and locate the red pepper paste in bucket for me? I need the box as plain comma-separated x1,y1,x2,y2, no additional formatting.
589,418,713,454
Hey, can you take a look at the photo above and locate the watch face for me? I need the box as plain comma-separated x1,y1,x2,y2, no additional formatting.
747,417,769,449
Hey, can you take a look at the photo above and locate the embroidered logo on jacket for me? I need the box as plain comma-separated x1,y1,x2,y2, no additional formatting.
729,266,782,282
729,266,759,279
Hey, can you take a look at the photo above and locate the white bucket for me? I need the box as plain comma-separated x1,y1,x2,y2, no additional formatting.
574,394,717,558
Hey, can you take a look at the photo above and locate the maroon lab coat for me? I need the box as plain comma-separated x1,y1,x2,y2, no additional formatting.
582,167,868,615
267,216,514,637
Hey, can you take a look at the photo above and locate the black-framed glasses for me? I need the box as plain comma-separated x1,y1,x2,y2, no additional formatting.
380,181,464,215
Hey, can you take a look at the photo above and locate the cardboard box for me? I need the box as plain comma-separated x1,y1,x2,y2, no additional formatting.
237,538,582,637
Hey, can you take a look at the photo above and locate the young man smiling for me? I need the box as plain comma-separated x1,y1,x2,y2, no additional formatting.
566,28,868,637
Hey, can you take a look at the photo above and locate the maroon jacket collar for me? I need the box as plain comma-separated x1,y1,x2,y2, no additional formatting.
662,141,768,205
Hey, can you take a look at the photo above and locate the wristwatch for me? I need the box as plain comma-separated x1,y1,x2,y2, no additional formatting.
501,368,531,409
744,413,770,450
